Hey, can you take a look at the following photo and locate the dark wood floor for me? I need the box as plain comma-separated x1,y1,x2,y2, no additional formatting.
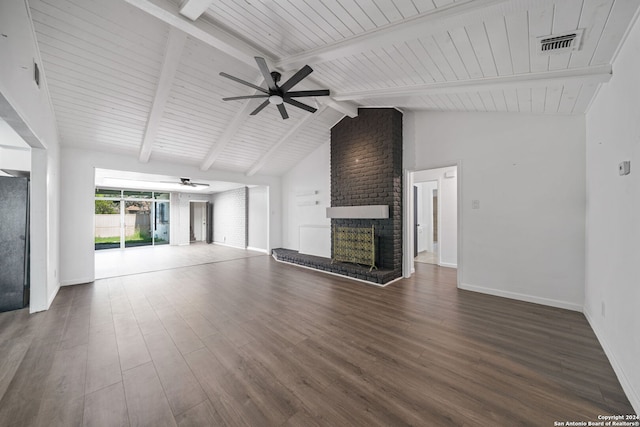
0,256,634,426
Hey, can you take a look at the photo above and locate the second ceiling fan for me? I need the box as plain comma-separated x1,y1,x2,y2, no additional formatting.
220,57,330,120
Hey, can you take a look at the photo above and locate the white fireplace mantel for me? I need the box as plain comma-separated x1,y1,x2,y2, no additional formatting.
326,205,389,219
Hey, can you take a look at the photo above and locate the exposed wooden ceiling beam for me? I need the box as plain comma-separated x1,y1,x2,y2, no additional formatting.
332,65,613,101
275,0,514,71
123,0,357,117
246,105,328,177
124,0,264,68
200,78,265,171
139,27,187,163
178,0,213,21
0,144,30,152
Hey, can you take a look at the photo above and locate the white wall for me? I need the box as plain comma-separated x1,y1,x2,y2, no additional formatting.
212,187,247,248
59,147,281,285
405,111,586,311
414,166,458,267
248,186,268,252
281,141,331,253
0,148,30,171
1,0,60,312
584,13,640,414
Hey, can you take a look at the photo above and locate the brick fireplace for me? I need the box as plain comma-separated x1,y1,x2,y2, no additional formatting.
273,108,403,284
330,108,403,281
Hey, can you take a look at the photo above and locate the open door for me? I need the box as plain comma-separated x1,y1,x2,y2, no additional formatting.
206,202,213,243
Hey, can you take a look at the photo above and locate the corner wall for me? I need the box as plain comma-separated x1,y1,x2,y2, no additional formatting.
248,186,269,252
584,13,640,414
281,141,331,253
1,0,60,312
405,111,586,311
212,187,247,248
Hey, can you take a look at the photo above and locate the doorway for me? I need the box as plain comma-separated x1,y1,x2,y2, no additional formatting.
189,201,208,243
410,166,458,270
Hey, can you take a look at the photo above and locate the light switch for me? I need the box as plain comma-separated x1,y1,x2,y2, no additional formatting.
472,200,480,209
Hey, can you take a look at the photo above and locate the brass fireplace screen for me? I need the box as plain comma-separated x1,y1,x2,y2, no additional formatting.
332,225,377,271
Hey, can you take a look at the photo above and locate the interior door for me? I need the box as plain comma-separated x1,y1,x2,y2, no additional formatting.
0,177,29,312
200,203,207,241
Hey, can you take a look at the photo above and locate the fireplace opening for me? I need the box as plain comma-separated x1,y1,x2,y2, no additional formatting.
331,225,377,271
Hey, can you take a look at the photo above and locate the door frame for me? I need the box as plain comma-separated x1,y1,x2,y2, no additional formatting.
189,200,209,243
403,162,462,288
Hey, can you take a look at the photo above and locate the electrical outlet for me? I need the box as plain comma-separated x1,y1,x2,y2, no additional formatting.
601,302,606,317
472,200,480,209
618,161,631,176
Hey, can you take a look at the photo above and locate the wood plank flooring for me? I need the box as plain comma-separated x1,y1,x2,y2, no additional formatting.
94,243,265,279
0,255,635,426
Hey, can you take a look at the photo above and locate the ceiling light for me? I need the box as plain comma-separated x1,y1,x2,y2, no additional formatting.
268,95,284,105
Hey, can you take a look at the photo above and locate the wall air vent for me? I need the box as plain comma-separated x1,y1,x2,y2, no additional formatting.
536,29,584,55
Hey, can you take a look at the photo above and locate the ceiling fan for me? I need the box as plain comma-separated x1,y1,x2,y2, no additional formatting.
220,57,330,119
179,177,209,187
159,177,209,188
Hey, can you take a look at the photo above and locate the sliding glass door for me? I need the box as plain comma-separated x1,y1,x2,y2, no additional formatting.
95,189,122,250
95,189,170,250
154,195,170,245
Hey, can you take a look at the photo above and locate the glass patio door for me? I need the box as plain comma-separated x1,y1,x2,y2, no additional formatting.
95,190,122,250
153,198,170,245
95,189,170,249
124,200,153,248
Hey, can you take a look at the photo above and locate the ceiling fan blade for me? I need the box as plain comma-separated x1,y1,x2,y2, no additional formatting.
283,98,317,113
285,89,330,97
277,103,289,119
219,72,268,94
279,65,313,92
254,57,277,91
190,182,210,187
222,95,269,101
250,100,270,115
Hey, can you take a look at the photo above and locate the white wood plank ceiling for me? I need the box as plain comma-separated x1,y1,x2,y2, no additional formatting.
26,0,640,175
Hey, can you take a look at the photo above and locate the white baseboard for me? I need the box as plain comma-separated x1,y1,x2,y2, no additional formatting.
30,282,61,314
247,246,269,254
47,283,60,307
213,242,245,249
459,282,583,312
60,277,94,286
439,262,457,269
584,308,640,415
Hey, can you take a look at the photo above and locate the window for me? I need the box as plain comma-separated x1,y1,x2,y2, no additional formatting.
94,189,170,250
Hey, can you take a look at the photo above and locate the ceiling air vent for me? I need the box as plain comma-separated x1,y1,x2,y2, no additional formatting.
536,29,584,55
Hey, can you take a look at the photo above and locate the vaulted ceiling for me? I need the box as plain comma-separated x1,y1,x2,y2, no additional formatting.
27,0,639,176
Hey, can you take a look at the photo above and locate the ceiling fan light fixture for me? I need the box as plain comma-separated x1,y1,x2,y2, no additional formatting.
268,95,284,105
220,57,329,119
